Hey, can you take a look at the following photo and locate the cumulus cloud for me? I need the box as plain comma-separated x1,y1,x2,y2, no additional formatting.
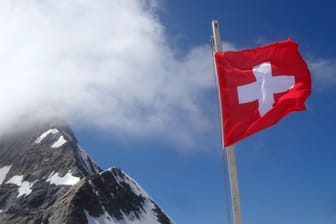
0,0,235,147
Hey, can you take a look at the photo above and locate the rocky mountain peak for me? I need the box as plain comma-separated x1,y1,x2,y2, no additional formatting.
0,121,173,224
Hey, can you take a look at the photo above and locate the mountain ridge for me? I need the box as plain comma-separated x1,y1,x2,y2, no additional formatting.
0,121,174,224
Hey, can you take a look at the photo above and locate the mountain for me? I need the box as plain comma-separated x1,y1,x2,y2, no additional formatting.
0,121,174,224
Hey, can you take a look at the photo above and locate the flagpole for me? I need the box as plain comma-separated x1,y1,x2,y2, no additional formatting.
211,20,243,224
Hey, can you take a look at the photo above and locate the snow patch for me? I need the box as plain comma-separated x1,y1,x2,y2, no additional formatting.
6,175,35,198
47,171,80,186
35,129,67,148
84,209,114,224
51,135,67,148
0,165,12,184
124,200,159,224
84,201,160,224
34,129,59,144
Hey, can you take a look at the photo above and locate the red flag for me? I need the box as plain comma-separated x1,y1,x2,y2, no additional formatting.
214,39,311,147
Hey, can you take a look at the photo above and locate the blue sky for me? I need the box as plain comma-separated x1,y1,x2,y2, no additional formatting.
1,0,336,223
74,1,336,223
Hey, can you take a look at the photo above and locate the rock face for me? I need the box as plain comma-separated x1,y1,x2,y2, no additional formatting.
0,122,174,224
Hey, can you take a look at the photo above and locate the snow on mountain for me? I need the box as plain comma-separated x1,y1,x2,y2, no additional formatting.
51,135,67,148
0,165,11,184
78,168,174,224
84,199,162,224
34,128,59,144
6,175,35,198
47,171,80,186
84,208,114,224
0,122,174,224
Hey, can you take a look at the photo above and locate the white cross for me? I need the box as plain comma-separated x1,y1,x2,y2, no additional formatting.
237,62,295,116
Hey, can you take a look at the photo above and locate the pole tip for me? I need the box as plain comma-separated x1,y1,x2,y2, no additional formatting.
212,19,220,30
212,19,219,26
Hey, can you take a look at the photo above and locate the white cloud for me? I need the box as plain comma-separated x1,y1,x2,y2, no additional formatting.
308,58,336,90
0,0,235,147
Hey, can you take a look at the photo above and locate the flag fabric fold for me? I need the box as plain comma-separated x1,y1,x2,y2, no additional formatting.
214,39,311,147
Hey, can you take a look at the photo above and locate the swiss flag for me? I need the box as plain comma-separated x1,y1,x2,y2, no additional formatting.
214,39,311,147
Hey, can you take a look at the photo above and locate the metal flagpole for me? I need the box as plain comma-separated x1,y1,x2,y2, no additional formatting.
211,20,243,224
